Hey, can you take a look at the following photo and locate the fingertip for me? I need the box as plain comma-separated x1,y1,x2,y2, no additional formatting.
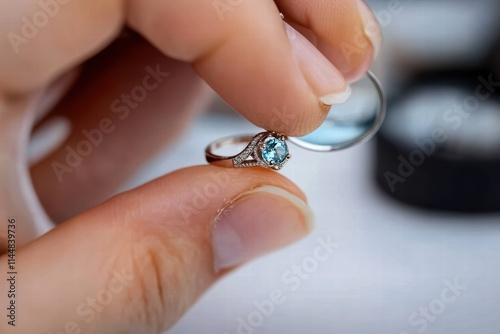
357,0,382,59
213,185,314,272
277,0,380,83
284,22,349,104
340,0,381,82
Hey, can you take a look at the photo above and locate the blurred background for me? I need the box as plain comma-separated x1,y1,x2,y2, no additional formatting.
36,0,500,333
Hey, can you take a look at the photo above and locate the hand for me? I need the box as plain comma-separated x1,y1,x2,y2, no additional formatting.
0,0,379,333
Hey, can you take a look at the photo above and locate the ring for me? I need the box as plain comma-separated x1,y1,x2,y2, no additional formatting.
205,131,291,171
288,71,386,152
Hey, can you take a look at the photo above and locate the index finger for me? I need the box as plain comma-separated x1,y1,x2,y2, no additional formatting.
0,0,374,135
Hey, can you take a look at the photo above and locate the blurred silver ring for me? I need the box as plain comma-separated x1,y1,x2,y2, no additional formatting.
289,70,386,152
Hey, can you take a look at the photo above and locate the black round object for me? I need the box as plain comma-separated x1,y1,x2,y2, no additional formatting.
375,70,500,213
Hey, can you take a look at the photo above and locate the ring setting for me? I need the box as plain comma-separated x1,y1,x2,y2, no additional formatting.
206,131,291,171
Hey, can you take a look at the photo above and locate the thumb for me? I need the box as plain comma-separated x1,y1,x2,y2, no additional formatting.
2,166,313,334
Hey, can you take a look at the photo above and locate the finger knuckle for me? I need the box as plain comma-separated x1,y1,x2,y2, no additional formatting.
116,235,189,332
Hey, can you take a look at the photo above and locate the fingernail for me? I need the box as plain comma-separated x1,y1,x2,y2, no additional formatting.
320,84,352,106
212,186,314,272
357,0,382,58
284,23,349,106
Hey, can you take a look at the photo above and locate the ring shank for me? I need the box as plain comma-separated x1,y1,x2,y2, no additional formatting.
205,135,254,167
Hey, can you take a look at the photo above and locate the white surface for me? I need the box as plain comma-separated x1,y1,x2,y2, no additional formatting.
121,111,500,334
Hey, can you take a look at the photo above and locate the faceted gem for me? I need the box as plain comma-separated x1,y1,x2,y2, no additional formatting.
261,137,288,165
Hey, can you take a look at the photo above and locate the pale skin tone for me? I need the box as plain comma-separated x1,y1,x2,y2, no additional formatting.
0,0,380,333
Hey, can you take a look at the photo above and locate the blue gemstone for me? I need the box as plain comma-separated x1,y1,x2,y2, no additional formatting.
261,137,288,165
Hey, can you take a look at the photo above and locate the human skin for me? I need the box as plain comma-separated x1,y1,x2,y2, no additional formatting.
0,0,380,333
